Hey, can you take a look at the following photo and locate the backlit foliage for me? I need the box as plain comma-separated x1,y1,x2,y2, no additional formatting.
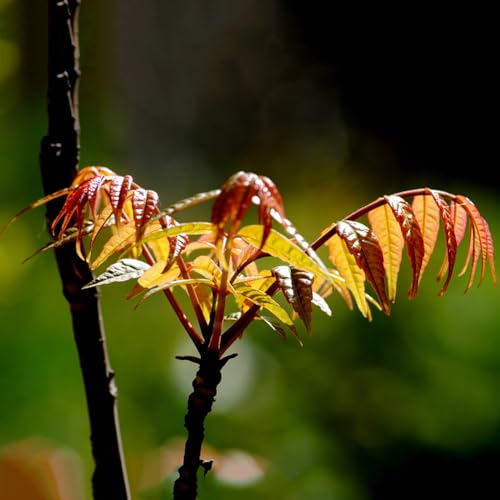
4,168,496,355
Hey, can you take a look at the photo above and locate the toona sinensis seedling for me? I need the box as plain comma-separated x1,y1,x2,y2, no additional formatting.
3,167,496,499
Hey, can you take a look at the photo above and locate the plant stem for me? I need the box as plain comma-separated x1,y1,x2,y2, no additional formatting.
141,246,204,349
178,256,208,334
40,2,130,498
173,350,226,499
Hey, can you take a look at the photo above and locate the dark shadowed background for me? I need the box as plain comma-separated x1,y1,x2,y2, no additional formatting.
1,2,498,499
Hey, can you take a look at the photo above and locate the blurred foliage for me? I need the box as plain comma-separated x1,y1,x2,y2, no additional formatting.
1,1,498,499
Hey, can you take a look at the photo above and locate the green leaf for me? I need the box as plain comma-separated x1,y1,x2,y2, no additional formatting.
138,222,215,245
83,258,150,289
236,285,294,326
91,223,137,269
238,225,332,281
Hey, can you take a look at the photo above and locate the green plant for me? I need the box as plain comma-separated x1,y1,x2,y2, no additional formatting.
4,166,496,499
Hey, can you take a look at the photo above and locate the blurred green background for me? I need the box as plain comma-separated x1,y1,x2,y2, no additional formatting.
1,2,498,499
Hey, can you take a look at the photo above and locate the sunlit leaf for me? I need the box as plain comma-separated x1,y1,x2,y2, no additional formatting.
412,193,441,284
89,204,115,246
382,196,424,299
157,215,189,270
456,195,496,288
131,189,159,236
137,278,215,306
237,225,334,282
193,282,213,323
190,255,222,284
83,258,150,289
137,261,180,289
109,174,133,223
73,165,116,185
436,199,469,281
426,190,457,295
211,171,285,247
91,223,137,270
272,266,314,332
325,233,371,319
85,175,107,217
50,182,89,237
483,217,497,286
451,199,469,246
233,272,273,287
335,220,390,314
138,222,215,245
231,238,261,277
143,221,170,262
368,200,404,302
236,285,294,326
465,227,481,291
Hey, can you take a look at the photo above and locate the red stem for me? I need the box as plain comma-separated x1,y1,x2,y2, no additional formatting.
177,257,208,334
141,246,204,349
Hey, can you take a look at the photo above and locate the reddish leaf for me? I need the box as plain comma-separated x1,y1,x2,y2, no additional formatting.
211,171,285,247
382,196,424,299
483,217,497,286
272,266,314,332
85,175,107,218
426,190,457,295
231,238,260,277
131,189,159,231
451,200,468,245
72,165,115,185
411,193,440,284
158,215,189,270
335,220,390,314
436,199,468,281
456,195,495,289
50,181,89,237
51,171,118,241
109,175,133,223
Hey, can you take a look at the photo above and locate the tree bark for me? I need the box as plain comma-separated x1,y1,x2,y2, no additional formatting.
39,1,130,499
173,352,234,499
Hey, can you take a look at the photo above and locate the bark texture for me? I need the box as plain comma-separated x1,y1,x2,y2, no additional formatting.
39,2,130,499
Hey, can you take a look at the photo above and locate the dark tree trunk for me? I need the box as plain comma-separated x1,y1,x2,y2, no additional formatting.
39,2,130,499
